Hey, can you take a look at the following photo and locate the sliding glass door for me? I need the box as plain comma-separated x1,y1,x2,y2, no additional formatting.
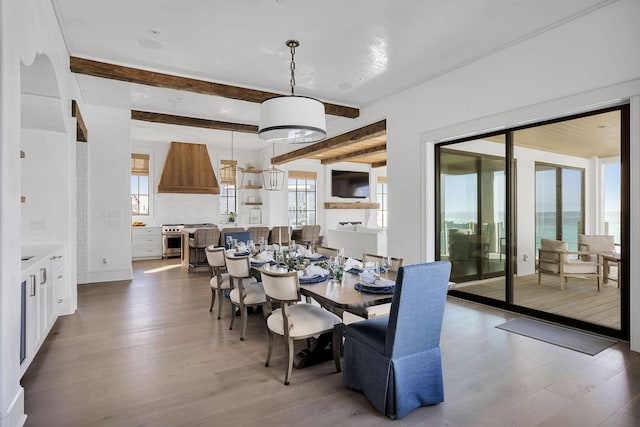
437,105,629,339
437,136,506,301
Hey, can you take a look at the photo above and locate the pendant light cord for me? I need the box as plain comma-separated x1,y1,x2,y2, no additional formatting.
287,40,299,96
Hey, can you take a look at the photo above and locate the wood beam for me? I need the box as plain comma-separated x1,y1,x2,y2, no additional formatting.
370,160,387,168
272,119,386,165
71,100,88,142
131,110,258,133
71,57,359,119
320,143,387,164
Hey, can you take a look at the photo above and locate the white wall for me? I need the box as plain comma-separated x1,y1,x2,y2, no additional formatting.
83,105,133,283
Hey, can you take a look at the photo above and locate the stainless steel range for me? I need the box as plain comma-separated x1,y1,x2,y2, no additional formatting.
162,224,184,258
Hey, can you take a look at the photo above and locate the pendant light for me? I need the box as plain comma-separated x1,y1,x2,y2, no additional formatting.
220,131,237,186
258,40,326,144
262,143,285,191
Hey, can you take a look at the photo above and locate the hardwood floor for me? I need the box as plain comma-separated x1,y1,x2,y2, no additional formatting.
22,259,640,426
454,274,621,329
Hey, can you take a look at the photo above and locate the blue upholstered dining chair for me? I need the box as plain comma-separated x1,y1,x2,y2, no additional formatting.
342,261,452,419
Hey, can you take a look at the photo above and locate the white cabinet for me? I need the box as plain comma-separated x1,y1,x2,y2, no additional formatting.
20,247,60,377
132,226,162,260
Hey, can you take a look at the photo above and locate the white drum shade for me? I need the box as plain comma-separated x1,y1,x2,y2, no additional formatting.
259,96,326,144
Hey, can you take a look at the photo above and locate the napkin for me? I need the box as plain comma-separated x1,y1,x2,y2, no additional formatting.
236,242,247,252
359,269,379,284
345,258,363,269
304,265,329,277
254,251,274,262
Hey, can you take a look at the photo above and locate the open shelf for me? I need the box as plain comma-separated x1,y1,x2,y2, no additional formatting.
324,202,380,209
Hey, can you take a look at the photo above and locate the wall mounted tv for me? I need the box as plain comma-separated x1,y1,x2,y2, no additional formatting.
331,170,369,199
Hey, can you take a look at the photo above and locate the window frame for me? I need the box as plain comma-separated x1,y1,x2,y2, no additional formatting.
287,171,317,227
131,153,151,216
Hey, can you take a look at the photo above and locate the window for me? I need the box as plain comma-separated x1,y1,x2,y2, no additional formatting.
288,171,317,227
131,153,150,216
376,176,388,227
219,159,237,215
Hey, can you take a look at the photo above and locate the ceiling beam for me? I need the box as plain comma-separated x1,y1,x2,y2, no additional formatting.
370,160,387,168
131,110,258,133
71,100,88,142
320,143,387,164
71,57,359,119
272,119,386,165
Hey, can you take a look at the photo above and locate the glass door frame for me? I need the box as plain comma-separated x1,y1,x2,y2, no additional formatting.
435,104,630,340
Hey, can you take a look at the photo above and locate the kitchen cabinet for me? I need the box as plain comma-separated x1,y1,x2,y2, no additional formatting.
20,246,61,377
132,226,162,260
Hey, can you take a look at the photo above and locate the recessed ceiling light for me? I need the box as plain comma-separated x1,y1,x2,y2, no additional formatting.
138,38,164,50
148,29,160,35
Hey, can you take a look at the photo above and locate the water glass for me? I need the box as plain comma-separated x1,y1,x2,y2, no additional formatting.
382,256,392,280
226,235,233,250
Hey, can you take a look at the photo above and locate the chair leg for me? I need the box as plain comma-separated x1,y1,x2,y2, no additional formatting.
229,303,236,330
217,288,224,319
240,306,248,341
332,324,343,373
209,288,216,312
265,331,274,367
284,337,294,385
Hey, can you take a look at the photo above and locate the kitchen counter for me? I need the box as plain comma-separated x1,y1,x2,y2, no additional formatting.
21,244,63,273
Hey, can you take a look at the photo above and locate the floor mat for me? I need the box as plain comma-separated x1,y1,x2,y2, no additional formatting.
496,317,618,355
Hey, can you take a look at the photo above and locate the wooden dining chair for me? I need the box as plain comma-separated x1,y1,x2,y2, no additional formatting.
261,268,342,385
299,225,321,247
205,246,233,319
269,226,291,246
362,253,404,272
218,227,245,246
225,253,264,340
316,246,339,258
247,226,270,245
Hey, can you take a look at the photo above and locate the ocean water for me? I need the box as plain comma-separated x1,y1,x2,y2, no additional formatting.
441,210,620,254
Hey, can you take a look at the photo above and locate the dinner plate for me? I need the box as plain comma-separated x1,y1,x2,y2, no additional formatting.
361,278,395,288
354,283,395,294
299,274,327,284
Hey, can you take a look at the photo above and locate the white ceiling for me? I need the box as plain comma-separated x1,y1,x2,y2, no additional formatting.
52,0,611,152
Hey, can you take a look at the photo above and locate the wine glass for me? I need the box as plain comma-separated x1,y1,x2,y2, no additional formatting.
226,235,233,250
382,256,392,281
327,256,337,284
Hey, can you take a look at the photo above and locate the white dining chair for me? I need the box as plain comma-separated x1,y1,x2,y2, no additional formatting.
225,253,264,340
261,268,342,385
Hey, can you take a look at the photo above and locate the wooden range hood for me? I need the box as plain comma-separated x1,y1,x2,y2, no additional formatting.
158,142,220,194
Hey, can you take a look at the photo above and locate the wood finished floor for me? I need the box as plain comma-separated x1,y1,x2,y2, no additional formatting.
455,274,621,329
21,259,640,427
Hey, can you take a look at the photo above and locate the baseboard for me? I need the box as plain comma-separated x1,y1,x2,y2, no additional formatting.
86,268,133,283
0,386,26,427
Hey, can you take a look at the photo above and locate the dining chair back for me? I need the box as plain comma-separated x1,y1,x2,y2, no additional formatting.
205,246,230,318
299,225,321,246
316,246,339,258
222,231,252,249
247,226,270,245
269,226,291,245
261,268,342,385
224,253,264,340
362,253,404,272
342,261,451,419
189,228,218,274
218,227,245,246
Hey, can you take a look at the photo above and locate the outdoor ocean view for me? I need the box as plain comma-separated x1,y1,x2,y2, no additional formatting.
442,211,621,253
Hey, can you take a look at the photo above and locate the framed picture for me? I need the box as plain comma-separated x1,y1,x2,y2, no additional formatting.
249,208,262,224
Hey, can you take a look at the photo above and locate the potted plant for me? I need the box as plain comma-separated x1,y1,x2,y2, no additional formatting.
228,211,237,223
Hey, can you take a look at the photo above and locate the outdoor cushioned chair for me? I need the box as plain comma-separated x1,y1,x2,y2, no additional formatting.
538,238,601,290
342,261,452,419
